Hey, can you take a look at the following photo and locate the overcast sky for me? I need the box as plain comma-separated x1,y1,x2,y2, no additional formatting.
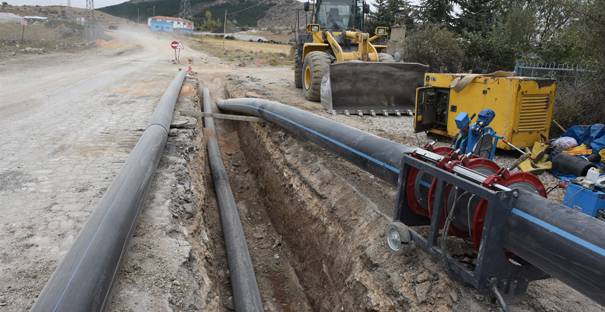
6,0,423,9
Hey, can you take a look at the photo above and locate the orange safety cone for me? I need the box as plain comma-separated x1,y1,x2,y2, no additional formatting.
187,61,193,73
256,60,259,68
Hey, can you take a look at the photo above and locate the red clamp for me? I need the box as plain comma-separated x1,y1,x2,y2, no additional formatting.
483,174,503,188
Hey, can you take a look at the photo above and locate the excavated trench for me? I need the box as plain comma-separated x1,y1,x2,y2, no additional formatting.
183,77,516,312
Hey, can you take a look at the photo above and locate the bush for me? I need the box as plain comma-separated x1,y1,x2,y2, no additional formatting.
403,24,466,73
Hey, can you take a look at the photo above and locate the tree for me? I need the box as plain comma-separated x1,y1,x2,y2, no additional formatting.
370,0,414,34
1,2,8,9
418,0,456,27
455,0,502,35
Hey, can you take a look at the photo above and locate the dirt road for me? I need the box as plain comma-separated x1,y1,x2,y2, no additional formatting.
0,29,207,311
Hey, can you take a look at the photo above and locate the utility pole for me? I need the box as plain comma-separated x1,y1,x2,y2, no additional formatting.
179,0,191,19
86,0,94,40
153,6,155,16
223,9,227,50
67,0,71,21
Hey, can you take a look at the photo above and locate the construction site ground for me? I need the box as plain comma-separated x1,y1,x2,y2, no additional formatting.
0,28,601,312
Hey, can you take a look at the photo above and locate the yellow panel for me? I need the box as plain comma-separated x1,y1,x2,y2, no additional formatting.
302,43,329,62
424,74,556,150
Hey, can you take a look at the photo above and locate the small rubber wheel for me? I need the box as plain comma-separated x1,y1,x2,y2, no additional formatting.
302,51,331,101
378,53,395,63
385,222,412,256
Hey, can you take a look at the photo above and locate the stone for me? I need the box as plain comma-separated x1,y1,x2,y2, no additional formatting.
423,258,439,274
253,232,264,239
449,291,459,302
224,296,235,310
416,271,432,283
415,281,432,303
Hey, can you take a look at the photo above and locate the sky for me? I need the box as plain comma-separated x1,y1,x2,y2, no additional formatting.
5,0,422,10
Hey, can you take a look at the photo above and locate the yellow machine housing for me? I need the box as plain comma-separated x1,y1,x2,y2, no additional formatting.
414,74,556,150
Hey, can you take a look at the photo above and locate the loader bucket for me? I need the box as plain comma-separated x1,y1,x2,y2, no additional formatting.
320,62,429,116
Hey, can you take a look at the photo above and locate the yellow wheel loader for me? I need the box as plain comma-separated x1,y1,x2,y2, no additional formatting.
295,0,428,116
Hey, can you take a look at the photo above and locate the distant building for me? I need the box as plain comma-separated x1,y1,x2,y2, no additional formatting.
147,16,193,34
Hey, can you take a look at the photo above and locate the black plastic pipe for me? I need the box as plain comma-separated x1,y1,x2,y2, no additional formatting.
216,98,605,306
31,70,187,312
203,89,264,311
552,152,597,176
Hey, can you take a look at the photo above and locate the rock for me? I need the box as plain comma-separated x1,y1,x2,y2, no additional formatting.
416,271,432,283
253,232,264,239
172,280,181,286
168,129,179,137
403,271,418,282
415,281,432,303
423,258,439,274
474,293,484,301
449,291,459,302
274,253,280,260
170,120,196,129
25,47,44,54
224,296,235,310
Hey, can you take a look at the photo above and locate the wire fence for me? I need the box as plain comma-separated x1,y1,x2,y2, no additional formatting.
514,60,598,86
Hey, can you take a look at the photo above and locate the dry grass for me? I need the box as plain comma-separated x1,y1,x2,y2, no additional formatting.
193,36,294,67
0,22,84,52
199,36,291,54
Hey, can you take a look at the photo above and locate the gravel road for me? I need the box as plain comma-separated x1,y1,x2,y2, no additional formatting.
0,29,204,311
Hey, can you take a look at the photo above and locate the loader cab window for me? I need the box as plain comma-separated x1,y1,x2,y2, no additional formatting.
317,0,352,30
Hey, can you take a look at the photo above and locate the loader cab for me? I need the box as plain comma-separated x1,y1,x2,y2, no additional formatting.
313,0,365,31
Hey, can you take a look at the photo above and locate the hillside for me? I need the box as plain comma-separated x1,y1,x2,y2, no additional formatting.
1,4,131,25
98,0,304,28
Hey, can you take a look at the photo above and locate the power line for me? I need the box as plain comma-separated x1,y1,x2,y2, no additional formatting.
179,0,192,19
227,2,263,16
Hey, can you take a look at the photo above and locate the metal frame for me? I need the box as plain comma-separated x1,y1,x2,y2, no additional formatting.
393,154,548,300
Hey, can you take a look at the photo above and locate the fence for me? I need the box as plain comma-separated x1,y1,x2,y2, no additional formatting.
514,60,598,85
85,23,105,42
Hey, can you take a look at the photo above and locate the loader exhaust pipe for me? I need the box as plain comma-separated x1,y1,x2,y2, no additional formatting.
216,98,605,306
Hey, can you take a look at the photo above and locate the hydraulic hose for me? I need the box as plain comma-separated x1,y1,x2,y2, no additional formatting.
217,98,605,306
203,89,264,311
31,70,187,312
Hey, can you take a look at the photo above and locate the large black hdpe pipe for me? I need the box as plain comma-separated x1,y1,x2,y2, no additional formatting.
31,70,188,312
203,89,264,311
217,98,605,306
552,152,597,176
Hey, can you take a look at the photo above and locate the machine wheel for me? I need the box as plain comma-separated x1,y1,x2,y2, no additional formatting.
302,51,331,101
385,222,412,256
294,49,302,88
378,53,396,63
295,68,302,88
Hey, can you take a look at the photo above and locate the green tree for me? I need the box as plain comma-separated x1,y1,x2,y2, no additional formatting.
418,0,456,27
1,2,8,9
370,0,414,34
455,0,502,35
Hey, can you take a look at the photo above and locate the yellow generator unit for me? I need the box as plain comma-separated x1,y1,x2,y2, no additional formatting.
414,73,557,150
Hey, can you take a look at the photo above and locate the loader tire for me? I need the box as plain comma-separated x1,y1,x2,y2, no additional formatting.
294,49,302,88
302,51,331,102
295,68,303,88
378,53,395,63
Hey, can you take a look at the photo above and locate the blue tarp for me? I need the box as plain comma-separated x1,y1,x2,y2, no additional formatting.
561,124,605,153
